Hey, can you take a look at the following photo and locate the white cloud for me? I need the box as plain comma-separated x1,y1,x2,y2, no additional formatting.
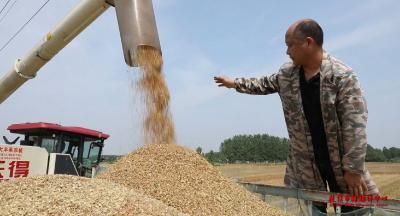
331,0,398,25
327,13,400,52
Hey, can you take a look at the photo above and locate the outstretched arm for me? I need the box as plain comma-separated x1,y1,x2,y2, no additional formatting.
214,73,279,95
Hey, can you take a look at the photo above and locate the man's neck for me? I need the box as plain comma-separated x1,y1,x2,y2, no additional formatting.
302,49,323,81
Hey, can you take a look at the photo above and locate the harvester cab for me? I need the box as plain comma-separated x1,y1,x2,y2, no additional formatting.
0,122,109,180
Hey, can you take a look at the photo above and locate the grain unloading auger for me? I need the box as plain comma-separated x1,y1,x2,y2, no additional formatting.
0,0,161,104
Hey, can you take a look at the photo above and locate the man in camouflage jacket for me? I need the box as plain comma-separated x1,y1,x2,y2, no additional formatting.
214,19,379,200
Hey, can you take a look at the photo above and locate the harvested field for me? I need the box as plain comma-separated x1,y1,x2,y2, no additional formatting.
98,144,288,216
217,162,400,199
218,163,286,186
217,163,400,215
0,175,186,216
365,162,400,199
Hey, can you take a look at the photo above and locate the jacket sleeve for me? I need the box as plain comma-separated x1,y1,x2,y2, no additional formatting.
336,70,368,174
234,73,280,95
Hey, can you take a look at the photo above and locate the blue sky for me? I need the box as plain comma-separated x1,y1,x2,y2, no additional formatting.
0,0,399,154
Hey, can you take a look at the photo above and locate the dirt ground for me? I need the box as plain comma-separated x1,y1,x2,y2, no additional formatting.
216,162,400,199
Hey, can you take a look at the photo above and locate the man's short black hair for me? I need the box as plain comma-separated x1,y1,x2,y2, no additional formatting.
294,19,324,47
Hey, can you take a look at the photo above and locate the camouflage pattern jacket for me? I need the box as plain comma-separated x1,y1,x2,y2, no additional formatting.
234,52,379,194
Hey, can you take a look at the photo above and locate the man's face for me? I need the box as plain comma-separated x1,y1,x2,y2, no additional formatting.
285,31,308,66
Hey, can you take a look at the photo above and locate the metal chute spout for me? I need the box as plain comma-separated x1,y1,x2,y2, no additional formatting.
114,0,161,67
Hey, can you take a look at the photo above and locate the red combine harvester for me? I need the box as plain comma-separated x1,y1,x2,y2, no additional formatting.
0,122,109,180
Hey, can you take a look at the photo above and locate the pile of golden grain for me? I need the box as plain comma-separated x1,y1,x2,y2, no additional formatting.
0,175,186,216
98,143,288,216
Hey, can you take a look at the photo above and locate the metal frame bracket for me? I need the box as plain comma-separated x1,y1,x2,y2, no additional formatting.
14,59,36,80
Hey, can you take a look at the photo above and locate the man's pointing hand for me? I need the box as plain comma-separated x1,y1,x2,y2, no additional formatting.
214,76,236,88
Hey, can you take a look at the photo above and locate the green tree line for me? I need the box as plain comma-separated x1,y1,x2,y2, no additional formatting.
199,134,400,164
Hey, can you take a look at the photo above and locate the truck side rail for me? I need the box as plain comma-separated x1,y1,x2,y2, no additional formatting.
240,182,400,215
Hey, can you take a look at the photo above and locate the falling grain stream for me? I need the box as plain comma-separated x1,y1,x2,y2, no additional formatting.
136,46,175,145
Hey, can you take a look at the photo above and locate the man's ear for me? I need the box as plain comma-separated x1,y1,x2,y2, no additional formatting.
306,37,314,47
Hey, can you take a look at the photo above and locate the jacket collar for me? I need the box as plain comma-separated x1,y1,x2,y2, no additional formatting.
320,51,337,87
291,51,331,77
320,51,332,79
290,51,334,88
